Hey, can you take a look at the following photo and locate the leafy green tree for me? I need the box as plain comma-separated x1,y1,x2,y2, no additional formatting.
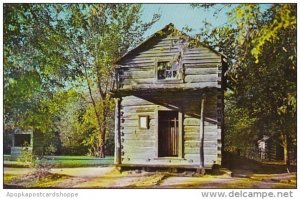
4,4,75,133
55,91,89,155
4,4,159,157
193,4,296,165
47,4,159,157
224,91,257,155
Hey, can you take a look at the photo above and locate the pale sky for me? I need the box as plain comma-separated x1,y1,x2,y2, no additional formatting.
140,4,229,37
140,4,271,38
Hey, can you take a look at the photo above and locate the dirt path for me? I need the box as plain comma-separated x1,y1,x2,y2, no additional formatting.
158,176,236,188
4,167,34,175
158,173,296,189
72,171,166,188
53,167,159,188
4,167,296,188
54,167,116,188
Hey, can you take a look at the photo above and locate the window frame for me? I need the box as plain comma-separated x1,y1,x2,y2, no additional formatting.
138,115,149,129
154,58,183,82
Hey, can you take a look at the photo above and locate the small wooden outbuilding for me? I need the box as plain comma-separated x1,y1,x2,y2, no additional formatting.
257,135,284,161
11,127,33,158
112,23,227,171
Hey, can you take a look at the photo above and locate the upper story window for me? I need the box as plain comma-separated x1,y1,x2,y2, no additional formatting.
157,61,180,80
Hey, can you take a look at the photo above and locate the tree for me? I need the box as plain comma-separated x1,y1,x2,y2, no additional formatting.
4,4,75,135
193,4,296,165
55,91,90,155
4,4,159,157
224,91,257,156
47,4,159,157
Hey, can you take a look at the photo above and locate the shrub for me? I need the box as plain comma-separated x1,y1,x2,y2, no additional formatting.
16,147,37,167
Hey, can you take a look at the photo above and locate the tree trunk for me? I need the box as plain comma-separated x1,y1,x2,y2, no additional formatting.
283,134,290,167
99,133,106,158
98,113,107,158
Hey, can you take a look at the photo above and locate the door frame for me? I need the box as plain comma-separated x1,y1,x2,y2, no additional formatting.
154,105,183,159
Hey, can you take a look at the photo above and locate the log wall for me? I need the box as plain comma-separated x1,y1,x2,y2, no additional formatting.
117,34,222,91
118,92,221,168
115,28,224,169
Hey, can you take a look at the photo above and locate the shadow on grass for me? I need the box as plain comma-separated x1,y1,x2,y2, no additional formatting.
4,184,25,189
223,152,296,174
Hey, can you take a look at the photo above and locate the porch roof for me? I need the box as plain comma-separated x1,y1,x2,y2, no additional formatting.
110,86,220,97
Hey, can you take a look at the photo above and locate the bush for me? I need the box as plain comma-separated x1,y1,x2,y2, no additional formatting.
16,147,37,167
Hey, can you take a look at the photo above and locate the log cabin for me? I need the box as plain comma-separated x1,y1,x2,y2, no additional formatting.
257,135,284,161
111,23,227,171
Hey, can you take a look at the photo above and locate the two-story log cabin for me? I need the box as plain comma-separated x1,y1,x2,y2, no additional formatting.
111,23,227,171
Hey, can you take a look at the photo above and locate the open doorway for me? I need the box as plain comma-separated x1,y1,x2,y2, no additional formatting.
158,111,179,157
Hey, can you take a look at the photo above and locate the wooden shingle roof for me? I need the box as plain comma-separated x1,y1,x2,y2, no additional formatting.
115,23,224,65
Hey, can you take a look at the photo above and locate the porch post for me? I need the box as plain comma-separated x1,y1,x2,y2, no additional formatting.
200,94,206,168
178,110,183,158
114,98,121,165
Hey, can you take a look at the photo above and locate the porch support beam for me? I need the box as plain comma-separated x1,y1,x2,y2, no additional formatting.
200,94,206,168
178,111,183,158
114,98,121,165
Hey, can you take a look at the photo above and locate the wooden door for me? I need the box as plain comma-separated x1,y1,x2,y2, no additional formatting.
158,111,178,157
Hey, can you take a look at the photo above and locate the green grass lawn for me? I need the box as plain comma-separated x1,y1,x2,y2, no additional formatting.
4,174,20,184
4,155,114,168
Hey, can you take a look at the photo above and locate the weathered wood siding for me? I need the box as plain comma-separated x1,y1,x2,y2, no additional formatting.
117,34,222,91
115,27,224,169
119,92,221,168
